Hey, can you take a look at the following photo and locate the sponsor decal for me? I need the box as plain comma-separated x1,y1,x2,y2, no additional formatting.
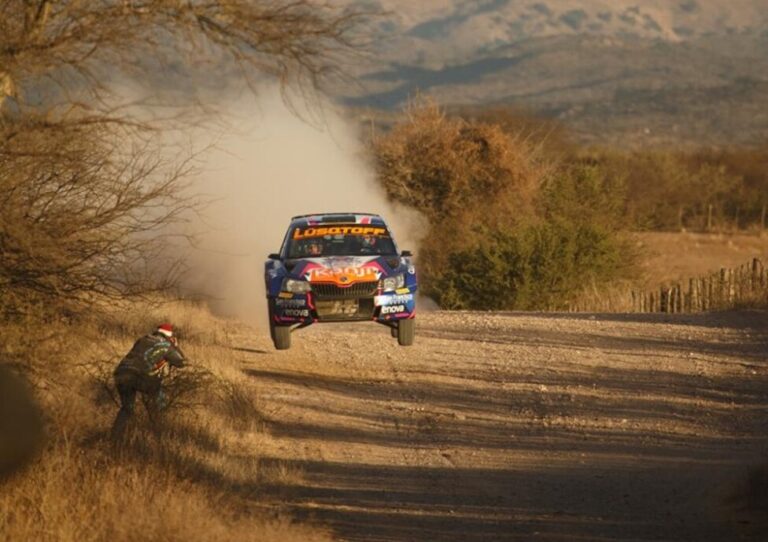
275,298,307,308
306,266,381,284
381,305,406,315
407,265,416,275
395,287,411,295
283,309,310,317
375,293,414,306
278,292,294,299
293,225,387,240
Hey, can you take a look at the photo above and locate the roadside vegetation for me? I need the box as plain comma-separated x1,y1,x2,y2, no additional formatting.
372,99,768,311
0,1,368,540
582,147,768,232
453,106,768,233
373,99,636,310
0,300,330,542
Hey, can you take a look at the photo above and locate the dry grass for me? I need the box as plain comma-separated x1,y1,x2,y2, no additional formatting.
633,231,768,287
566,232,768,313
0,299,331,542
0,443,328,542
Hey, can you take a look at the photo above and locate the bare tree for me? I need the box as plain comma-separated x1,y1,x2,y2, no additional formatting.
0,0,368,114
0,116,195,318
0,0,370,319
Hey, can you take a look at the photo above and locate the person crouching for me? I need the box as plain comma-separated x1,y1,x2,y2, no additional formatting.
110,323,185,442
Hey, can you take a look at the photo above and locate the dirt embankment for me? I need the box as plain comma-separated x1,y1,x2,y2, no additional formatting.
235,310,768,541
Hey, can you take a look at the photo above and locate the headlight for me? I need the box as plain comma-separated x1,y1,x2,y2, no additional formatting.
381,274,405,292
284,278,311,293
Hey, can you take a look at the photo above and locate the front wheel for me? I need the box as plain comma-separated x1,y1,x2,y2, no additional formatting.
397,318,415,346
272,324,291,350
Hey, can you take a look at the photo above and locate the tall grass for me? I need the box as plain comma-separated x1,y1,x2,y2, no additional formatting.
0,299,330,542
1,442,328,542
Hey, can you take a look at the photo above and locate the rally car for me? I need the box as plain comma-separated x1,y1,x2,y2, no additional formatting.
264,213,417,350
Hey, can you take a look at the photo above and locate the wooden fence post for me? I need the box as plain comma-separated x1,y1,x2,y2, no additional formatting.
623,258,764,314
669,287,674,313
718,268,726,308
688,278,696,312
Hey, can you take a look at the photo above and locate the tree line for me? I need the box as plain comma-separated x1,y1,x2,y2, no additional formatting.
581,147,768,232
459,106,768,233
371,100,768,310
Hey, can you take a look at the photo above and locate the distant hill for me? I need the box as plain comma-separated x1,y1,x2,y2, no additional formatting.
341,1,768,147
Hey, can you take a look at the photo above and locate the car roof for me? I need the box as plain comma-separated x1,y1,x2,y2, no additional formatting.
289,213,388,228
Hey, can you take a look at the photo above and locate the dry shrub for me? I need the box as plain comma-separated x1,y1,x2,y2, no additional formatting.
375,97,543,231
0,0,369,111
214,378,265,431
259,459,306,488
1,0,374,325
374,98,549,299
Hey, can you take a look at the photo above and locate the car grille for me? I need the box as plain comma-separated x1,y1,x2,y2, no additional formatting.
312,282,378,299
315,298,375,321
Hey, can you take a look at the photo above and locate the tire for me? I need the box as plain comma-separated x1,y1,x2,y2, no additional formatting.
267,299,277,342
390,326,397,338
272,324,292,350
397,318,415,346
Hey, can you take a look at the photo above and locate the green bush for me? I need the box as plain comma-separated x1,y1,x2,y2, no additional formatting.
426,166,634,310
430,222,630,310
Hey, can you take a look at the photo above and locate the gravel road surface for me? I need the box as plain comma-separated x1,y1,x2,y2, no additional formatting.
237,311,768,541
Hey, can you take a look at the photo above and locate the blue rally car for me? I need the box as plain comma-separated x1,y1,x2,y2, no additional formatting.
264,213,417,350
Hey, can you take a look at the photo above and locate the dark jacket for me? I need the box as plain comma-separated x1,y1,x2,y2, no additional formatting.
115,333,185,378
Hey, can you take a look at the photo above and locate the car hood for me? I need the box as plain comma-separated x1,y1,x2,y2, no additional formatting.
287,255,400,286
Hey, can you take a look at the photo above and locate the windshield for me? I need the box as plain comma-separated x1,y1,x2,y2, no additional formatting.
286,224,397,258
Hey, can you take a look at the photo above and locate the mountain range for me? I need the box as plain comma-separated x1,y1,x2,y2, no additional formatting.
341,1,768,147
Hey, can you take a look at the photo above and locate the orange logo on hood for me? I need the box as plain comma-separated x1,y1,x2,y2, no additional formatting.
306,266,380,285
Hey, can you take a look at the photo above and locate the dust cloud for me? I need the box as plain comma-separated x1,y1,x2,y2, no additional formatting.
180,88,423,328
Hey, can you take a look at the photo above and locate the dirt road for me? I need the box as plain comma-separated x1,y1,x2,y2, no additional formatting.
237,311,768,541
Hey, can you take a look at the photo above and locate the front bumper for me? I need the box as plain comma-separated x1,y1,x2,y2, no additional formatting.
269,285,416,325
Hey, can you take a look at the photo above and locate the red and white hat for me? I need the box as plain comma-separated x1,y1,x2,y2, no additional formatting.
156,323,173,338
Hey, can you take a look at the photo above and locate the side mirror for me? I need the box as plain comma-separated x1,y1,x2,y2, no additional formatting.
268,253,281,261
401,250,412,257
